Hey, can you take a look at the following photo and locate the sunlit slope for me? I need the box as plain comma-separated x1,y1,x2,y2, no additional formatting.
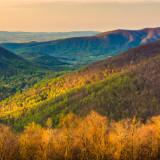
0,40,160,131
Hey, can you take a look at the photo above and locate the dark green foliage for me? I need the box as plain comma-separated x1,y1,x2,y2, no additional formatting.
0,46,63,101
28,55,69,70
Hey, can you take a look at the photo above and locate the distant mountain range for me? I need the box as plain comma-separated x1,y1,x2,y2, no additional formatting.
0,31,99,43
2,27,160,68
1,40,159,131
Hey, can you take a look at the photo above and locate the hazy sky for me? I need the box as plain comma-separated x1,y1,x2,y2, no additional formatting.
0,0,160,32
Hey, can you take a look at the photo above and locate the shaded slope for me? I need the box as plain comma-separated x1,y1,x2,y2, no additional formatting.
0,46,36,75
29,55,69,70
0,40,160,131
0,47,56,101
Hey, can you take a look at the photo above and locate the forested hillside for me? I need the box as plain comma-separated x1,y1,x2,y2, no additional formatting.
0,46,62,101
0,40,160,131
28,55,70,70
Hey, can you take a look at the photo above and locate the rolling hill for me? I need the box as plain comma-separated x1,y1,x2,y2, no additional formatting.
28,55,69,70
0,40,160,131
1,27,160,67
0,46,62,101
0,46,37,75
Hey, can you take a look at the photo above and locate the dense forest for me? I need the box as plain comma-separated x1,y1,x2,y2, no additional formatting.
0,40,159,131
0,46,67,101
28,55,71,70
0,112,160,160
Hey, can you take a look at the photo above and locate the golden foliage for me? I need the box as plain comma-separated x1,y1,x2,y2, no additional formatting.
0,112,160,160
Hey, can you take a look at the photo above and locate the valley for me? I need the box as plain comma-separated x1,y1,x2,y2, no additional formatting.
2,27,160,68
1,0,160,159
0,28,160,160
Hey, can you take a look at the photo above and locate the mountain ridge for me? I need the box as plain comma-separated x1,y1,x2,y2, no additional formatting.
2,27,160,68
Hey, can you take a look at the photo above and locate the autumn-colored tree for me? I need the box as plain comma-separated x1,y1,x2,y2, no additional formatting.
58,113,81,160
0,112,160,159
0,125,19,160
149,116,160,159
19,123,46,160
108,119,131,160
78,111,108,160
135,124,158,159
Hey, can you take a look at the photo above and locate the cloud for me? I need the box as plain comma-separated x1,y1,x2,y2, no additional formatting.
1,0,160,1
1,0,160,4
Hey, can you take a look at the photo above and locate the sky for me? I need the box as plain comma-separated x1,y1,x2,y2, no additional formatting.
0,0,160,32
